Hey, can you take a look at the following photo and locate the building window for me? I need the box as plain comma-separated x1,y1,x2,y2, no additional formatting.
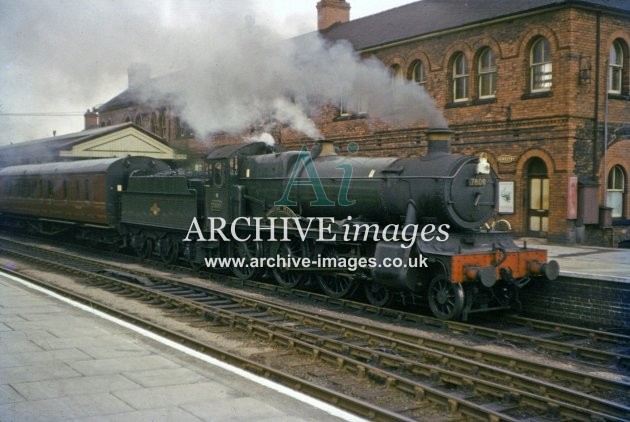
609,40,624,94
339,91,350,116
159,112,167,138
389,64,403,82
607,165,625,218
150,112,157,134
175,117,193,138
134,114,142,126
410,60,426,87
452,53,469,101
478,48,496,98
338,91,368,117
530,37,552,92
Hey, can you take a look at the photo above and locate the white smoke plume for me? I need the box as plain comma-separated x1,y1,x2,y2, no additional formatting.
0,0,446,144
138,11,447,140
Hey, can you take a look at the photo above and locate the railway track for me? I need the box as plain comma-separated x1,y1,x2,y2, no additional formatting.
1,236,629,421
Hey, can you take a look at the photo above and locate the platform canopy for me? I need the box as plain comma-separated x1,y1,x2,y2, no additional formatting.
0,122,186,167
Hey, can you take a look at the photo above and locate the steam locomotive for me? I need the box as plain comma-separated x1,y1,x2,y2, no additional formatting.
0,129,559,320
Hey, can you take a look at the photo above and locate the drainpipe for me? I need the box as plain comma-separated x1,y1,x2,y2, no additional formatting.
593,12,601,184
603,57,609,207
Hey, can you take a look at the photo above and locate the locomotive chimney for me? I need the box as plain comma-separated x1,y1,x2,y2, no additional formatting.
425,128,452,155
311,139,337,158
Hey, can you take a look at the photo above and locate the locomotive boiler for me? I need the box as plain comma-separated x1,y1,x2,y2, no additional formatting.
240,128,495,229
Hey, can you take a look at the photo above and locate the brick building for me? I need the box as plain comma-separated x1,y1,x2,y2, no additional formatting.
94,0,630,246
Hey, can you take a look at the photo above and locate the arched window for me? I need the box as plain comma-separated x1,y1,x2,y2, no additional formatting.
410,60,426,87
150,112,157,134
530,37,552,91
607,165,625,218
478,48,496,98
609,40,624,94
452,53,469,101
389,64,402,81
175,117,181,138
134,114,142,126
159,112,167,138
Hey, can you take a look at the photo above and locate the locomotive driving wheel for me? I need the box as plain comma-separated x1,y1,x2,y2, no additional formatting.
364,282,393,307
272,237,309,288
228,237,261,280
428,274,465,320
316,246,355,298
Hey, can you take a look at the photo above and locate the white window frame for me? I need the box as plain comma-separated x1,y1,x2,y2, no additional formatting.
530,38,552,92
412,61,426,87
453,53,469,102
609,40,623,95
607,165,625,218
478,48,497,99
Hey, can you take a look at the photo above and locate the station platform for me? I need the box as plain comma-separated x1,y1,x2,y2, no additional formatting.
0,272,357,422
519,237,630,283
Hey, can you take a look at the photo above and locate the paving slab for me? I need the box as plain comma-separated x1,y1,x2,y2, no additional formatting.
520,237,630,283
0,272,356,421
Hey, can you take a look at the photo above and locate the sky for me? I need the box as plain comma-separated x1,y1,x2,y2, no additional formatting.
0,0,415,145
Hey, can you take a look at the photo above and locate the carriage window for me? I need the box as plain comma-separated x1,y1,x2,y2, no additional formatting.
47,180,54,198
62,180,67,199
84,180,90,201
213,162,224,186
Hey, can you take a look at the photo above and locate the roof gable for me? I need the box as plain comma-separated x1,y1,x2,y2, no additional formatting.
0,123,185,167
58,126,186,160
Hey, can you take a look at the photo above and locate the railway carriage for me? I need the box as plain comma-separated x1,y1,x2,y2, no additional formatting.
0,156,169,243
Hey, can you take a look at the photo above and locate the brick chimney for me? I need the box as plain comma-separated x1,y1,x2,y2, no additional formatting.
84,108,99,129
128,63,150,90
317,0,350,30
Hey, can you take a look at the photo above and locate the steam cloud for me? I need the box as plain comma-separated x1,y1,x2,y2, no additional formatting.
139,15,447,139
1,0,446,144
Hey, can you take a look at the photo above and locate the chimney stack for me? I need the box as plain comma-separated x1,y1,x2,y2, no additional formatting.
425,128,452,156
316,0,350,31
84,108,99,130
128,63,150,90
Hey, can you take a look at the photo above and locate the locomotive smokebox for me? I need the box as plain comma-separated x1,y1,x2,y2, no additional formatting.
426,127,453,155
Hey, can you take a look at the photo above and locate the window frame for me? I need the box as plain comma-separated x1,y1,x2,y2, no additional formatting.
530,37,552,92
478,48,497,99
411,60,426,87
452,53,469,102
609,40,624,95
607,165,625,218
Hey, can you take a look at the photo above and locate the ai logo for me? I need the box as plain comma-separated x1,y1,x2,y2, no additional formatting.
274,145,355,207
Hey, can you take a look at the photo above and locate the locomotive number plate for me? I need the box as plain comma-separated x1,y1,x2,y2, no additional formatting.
467,177,487,186
210,200,223,212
